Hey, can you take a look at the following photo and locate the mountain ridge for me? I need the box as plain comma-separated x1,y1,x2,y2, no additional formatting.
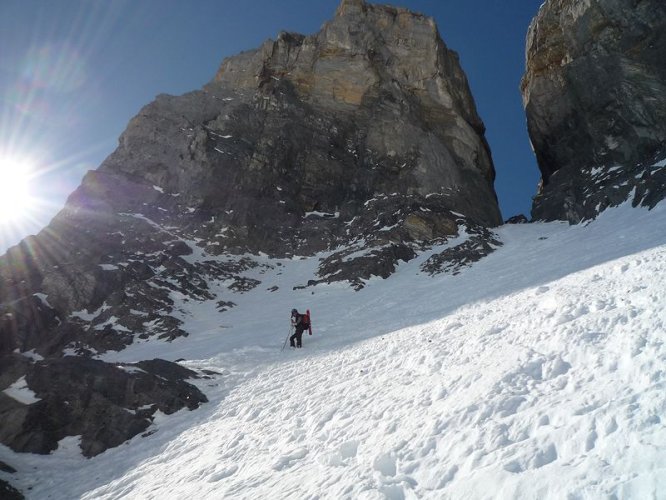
0,0,502,472
1,0,665,496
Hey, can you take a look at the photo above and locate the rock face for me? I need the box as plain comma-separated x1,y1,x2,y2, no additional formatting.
210,0,500,226
106,0,500,238
0,0,500,353
0,0,502,466
0,355,207,458
522,0,666,222
0,459,23,500
0,479,23,500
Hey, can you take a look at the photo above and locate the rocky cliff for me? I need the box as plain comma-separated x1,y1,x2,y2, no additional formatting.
211,0,499,227
522,0,666,222
0,0,501,466
105,0,501,240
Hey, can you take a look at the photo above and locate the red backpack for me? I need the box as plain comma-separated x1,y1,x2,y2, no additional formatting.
304,309,312,335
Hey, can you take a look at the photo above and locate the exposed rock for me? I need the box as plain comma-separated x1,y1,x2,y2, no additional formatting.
216,300,236,312
318,243,417,291
522,0,666,222
212,0,500,227
0,221,275,357
505,214,529,224
532,161,666,223
0,461,17,473
0,458,22,500
0,479,24,500
0,355,207,458
0,2,503,461
0,0,500,359
311,193,461,288
421,226,502,276
0,296,59,356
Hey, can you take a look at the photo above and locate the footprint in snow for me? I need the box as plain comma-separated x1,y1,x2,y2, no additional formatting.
578,330,608,344
532,443,558,468
320,440,359,467
444,321,463,332
373,452,396,477
208,464,239,482
585,429,598,451
503,443,558,473
541,355,571,379
573,401,601,416
431,384,448,401
631,336,647,357
416,464,458,491
272,447,308,470
485,324,507,336
315,407,337,431
339,440,359,459
378,484,407,500
604,416,618,435
639,414,662,429
496,395,527,418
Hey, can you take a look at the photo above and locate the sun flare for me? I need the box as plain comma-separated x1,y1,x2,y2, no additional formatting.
0,156,34,225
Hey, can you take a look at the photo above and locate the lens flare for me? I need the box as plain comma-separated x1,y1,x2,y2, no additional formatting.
0,156,34,225
20,42,87,93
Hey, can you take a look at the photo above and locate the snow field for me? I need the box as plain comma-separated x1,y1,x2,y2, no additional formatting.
80,243,665,499
2,203,665,499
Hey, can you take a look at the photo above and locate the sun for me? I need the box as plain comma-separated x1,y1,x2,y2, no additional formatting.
0,156,34,226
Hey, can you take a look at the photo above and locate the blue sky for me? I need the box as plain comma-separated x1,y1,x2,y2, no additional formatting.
0,0,544,251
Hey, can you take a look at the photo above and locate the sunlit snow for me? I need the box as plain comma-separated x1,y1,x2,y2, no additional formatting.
1,201,665,499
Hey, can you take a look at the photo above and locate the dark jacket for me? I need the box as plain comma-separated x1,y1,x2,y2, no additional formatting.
291,312,309,328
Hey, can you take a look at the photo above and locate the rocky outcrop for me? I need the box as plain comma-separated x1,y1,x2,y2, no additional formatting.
0,460,22,499
421,225,502,276
212,0,499,225
522,0,666,222
0,0,502,460
0,0,500,356
0,479,23,500
505,215,528,224
0,355,207,457
110,0,500,235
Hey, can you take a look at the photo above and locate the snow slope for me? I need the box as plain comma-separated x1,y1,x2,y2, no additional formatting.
2,202,665,499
